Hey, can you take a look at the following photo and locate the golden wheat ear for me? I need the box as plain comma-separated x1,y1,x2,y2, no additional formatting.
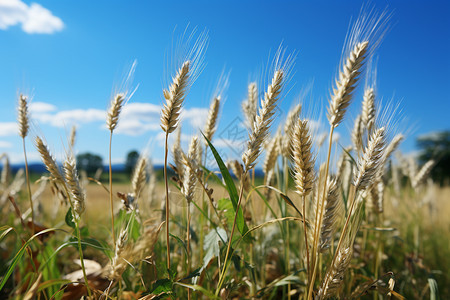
18,94,29,139
160,61,190,134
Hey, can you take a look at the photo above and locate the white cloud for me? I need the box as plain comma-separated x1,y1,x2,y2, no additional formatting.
0,122,18,137
114,103,161,135
0,140,13,148
181,107,208,129
29,101,57,113
34,108,105,127
0,0,64,34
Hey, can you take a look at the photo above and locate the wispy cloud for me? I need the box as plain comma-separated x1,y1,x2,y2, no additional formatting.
29,101,57,113
0,0,64,34
0,122,18,137
0,140,13,148
33,108,105,127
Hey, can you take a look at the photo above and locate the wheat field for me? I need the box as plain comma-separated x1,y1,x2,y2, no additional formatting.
0,8,448,300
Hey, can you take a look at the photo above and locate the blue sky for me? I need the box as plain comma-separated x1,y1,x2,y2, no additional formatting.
0,0,449,167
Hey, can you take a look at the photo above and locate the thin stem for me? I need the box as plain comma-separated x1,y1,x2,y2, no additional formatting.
308,126,334,300
216,170,247,295
164,132,171,269
60,182,92,298
22,139,34,234
283,157,291,300
75,220,92,298
109,131,116,248
302,194,311,286
187,201,192,300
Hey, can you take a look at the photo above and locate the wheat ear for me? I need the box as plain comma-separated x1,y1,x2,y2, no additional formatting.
242,82,258,131
63,155,86,218
263,134,280,180
354,127,386,191
106,94,126,131
327,41,369,128
292,119,315,197
317,246,353,299
242,70,283,170
203,96,221,142
281,103,302,158
35,137,64,183
412,159,435,190
18,94,29,138
361,86,376,132
352,114,364,153
69,126,76,148
182,136,198,203
160,61,190,134
131,156,148,199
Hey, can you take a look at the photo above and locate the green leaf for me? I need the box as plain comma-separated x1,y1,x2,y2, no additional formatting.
170,233,188,257
203,228,227,269
0,226,14,242
181,267,201,281
65,208,75,229
202,132,248,236
174,282,220,299
152,278,173,294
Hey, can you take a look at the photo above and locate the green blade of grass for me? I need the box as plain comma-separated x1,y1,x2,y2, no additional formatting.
202,132,249,236
0,228,58,291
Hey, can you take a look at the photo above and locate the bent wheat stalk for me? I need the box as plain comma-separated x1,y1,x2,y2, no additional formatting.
161,60,190,270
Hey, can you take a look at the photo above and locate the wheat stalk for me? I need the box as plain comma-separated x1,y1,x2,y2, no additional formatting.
354,127,386,191
63,155,86,218
242,70,283,170
203,96,221,142
161,61,190,134
182,136,198,203
327,41,369,128
242,82,258,131
361,86,376,132
352,114,364,153
69,125,77,148
292,119,315,197
18,94,29,139
131,156,148,200
106,94,126,131
281,103,302,158
1,155,10,187
35,137,64,183
263,134,280,180
317,246,353,299
412,159,435,190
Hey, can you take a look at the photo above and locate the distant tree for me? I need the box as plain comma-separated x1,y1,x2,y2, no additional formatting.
417,131,450,185
76,152,103,176
125,150,139,175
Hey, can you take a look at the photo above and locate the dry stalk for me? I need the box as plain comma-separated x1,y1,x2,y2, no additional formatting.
354,127,386,191
352,114,364,153
263,134,280,180
412,159,435,190
63,155,86,218
242,82,258,131
242,70,283,170
131,156,148,200
317,246,353,299
281,103,302,158
327,41,369,128
161,61,190,134
203,96,221,142
361,86,376,132
161,60,191,270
